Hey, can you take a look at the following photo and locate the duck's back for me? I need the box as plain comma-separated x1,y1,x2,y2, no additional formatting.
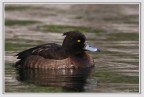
15,43,69,68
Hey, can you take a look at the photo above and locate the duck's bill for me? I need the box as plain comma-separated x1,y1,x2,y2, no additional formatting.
84,43,100,52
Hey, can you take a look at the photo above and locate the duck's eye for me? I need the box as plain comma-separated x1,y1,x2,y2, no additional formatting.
77,40,81,43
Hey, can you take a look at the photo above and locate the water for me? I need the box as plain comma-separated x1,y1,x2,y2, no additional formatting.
5,4,139,93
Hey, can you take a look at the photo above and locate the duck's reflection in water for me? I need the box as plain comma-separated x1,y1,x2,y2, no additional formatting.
16,67,94,92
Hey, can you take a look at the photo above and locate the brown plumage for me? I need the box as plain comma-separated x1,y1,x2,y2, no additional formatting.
15,31,99,69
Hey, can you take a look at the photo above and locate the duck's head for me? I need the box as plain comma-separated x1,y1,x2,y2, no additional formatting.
62,31,100,55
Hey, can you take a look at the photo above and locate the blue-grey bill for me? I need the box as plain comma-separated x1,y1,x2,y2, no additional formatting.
84,43,100,52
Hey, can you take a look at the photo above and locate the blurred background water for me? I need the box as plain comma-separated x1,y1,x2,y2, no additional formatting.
5,4,139,93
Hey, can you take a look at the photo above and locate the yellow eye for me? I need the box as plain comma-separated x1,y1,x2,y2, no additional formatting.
77,40,81,42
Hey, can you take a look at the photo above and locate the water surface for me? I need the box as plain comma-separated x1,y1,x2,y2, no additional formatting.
5,4,139,93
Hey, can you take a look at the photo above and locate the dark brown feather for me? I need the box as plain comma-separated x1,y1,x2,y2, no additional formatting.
16,43,68,60
15,31,95,69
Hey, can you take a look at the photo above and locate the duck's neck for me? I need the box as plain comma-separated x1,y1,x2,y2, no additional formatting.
69,52,87,57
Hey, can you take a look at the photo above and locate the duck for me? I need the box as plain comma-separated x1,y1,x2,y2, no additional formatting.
15,31,100,69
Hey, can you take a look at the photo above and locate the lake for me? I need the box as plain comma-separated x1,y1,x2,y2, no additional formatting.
5,4,139,93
